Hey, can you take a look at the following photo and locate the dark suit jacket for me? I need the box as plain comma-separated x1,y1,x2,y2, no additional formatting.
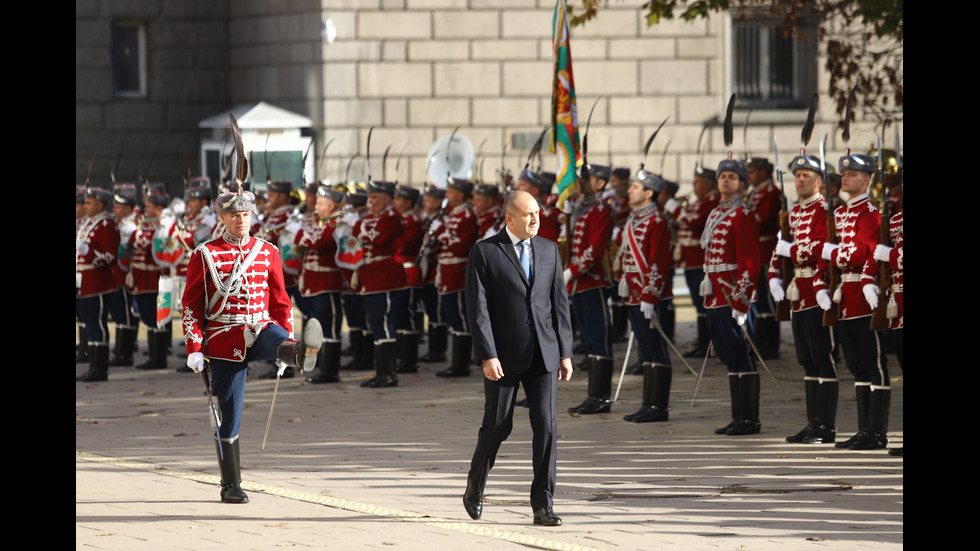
465,229,573,375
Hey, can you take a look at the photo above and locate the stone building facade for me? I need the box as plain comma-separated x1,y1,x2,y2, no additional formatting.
76,0,901,200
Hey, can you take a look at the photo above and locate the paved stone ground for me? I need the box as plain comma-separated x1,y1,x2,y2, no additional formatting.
77,304,903,550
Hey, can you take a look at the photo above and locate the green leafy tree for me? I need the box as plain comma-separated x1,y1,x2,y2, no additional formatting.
568,0,903,123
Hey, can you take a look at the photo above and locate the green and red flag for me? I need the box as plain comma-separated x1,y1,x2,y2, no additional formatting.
550,0,581,205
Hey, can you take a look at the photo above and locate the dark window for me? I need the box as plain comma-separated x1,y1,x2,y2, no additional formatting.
733,16,817,110
112,23,145,98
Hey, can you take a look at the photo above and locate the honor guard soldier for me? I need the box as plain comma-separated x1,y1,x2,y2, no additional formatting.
874,193,902,367
515,170,561,243
171,178,217,368
746,157,781,359
473,184,503,241
701,159,763,436
607,167,632,228
563,164,614,373
297,185,347,384
605,168,632,344
768,155,839,444
654,178,680,341
128,188,172,371
873,176,902,456
107,183,141,368
419,187,449,363
676,167,720,358
257,180,301,378
432,178,479,377
620,171,675,422
570,170,674,419
253,189,268,224
338,190,372,371
821,153,890,450
393,185,425,374
76,186,90,364
354,180,409,388
182,189,322,504
76,185,123,381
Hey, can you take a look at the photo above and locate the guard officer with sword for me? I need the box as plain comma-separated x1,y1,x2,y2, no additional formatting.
182,115,323,503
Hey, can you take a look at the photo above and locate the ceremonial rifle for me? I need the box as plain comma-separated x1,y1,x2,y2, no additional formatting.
773,135,792,322
869,134,892,331
822,87,855,327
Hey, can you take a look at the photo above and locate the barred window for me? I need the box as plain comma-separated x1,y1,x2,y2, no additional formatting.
732,16,817,110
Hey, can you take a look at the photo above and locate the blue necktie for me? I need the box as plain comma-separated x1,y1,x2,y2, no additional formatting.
519,240,531,282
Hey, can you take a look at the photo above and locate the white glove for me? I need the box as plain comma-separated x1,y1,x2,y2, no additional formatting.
561,199,574,214
768,278,785,302
874,244,893,262
664,198,681,213
341,212,360,227
187,352,205,373
333,223,351,241
276,359,288,377
821,242,839,260
428,219,443,233
775,239,793,258
862,283,879,310
76,240,90,255
816,289,832,311
558,224,567,239
612,227,622,244
563,268,573,285
285,221,301,234
732,309,748,327
640,301,655,319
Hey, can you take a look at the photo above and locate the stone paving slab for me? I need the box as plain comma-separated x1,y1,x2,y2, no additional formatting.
77,317,902,550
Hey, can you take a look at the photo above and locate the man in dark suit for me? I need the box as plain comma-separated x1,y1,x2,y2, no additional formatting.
463,190,574,526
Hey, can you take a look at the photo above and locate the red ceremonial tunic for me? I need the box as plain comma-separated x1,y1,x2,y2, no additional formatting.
701,197,760,314
397,210,425,288
887,210,903,329
181,233,294,361
747,179,781,270
353,206,407,294
829,193,880,321
476,206,503,241
766,194,828,312
567,194,613,295
434,203,478,294
536,202,563,243
127,217,166,295
675,190,720,270
295,216,344,297
76,212,120,298
617,202,673,306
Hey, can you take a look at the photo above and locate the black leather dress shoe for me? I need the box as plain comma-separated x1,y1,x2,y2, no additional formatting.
533,507,562,526
463,482,482,520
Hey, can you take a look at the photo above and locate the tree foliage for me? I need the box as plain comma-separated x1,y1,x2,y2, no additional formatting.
568,0,903,123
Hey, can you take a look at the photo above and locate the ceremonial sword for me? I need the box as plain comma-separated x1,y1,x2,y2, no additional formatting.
612,331,635,403
261,362,283,451
648,313,698,377
720,287,781,389
690,342,713,407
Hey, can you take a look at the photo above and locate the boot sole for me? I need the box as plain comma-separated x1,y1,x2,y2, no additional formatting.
301,320,324,371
